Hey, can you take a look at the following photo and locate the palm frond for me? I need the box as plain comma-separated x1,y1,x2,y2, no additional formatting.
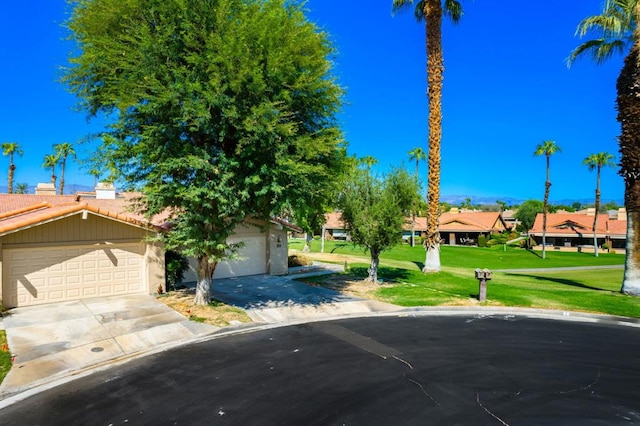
444,0,463,24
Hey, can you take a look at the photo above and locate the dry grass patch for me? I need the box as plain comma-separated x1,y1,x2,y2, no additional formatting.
157,288,252,327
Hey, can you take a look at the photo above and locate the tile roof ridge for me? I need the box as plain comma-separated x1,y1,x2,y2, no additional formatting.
0,201,50,220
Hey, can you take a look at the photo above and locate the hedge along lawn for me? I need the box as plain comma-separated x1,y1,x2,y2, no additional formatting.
290,239,637,318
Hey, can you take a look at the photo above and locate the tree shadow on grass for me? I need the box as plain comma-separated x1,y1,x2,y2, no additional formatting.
412,261,425,271
525,249,542,259
348,266,413,283
330,243,351,253
504,273,615,292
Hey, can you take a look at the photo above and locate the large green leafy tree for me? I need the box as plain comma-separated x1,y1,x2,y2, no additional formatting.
583,152,616,257
515,199,543,233
65,0,346,304
392,0,463,272
54,142,76,195
339,166,419,283
568,0,640,295
533,140,561,259
2,142,23,194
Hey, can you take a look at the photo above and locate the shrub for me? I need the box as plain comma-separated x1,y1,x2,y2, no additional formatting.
288,254,314,267
165,250,190,291
602,243,610,250
478,235,487,248
486,239,500,247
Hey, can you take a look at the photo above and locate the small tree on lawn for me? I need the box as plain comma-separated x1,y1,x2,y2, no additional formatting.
65,0,346,305
339,165,419,283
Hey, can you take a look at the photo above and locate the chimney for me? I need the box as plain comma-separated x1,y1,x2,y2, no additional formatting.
618,207,627,221
35,183,56,195
586,207,596,216
95,182,116,200
449,207,459,214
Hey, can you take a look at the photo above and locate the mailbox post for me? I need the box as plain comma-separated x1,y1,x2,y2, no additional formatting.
474,268,492,302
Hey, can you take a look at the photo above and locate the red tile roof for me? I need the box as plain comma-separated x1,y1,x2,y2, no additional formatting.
0,194,164,236
529,213,626,238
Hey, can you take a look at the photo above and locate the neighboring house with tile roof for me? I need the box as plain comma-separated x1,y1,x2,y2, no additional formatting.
528,208,627,251
0,185,293,308
323,209,508,246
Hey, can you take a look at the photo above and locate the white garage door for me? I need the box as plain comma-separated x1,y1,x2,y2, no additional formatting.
3,243,145,307
214,236,267,279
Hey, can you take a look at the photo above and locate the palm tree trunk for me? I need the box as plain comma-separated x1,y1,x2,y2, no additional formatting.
423,0,443,273
542,155,551,260
8,157,14,194
617,27,640,295
194,255,215,305
593,167,601,257
60,158,66,195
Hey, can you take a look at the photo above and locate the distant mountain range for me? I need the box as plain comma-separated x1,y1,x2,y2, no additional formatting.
0,185,624,206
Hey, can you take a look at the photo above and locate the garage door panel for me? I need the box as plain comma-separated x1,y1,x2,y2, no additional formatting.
214,236,267,279
3,243,145,307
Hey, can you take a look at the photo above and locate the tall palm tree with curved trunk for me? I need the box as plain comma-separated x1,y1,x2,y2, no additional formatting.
533,140,561,260
42,154,59,187
392,0,463,272
583,152,616,257
408,147,427,246
54,142,76,195
569,0,640,295
2,142,23,194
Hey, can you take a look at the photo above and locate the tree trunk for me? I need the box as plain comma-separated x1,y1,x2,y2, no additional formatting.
60,158,66,195
542,179,550,260
367,248,380,283
422,0,443,273
617,35,640,295
593,172,601,257
194,256,216,305
303,232,312,253
8,163,15,194
411,212,416,247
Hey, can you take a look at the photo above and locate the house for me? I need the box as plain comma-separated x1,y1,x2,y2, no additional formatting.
325,209,508,246
528,208,627,251
323,211,350,240
427,209,508,245
0,185,293,308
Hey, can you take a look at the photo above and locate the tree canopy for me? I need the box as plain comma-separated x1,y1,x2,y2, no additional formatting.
65,0,346,303
338,165,419,283
515,199,543,232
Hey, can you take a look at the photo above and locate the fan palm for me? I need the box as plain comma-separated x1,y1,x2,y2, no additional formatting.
583,152,616,257
42,154,59,186
54,142,76,195
533,140,561,260
2,142,23,194
392,0,463,272
569,0,640,295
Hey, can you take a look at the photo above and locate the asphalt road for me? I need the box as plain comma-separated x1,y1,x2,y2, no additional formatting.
1,314,639,425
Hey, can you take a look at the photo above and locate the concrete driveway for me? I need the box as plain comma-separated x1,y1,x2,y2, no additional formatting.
0,294,218,398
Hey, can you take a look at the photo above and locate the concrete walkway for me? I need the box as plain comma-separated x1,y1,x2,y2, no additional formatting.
0,294,218,399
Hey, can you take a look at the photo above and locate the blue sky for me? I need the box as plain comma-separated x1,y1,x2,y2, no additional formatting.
1,1,625,203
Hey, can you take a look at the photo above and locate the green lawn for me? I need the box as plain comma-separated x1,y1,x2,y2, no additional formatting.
291,239,638,318
289,239,625,269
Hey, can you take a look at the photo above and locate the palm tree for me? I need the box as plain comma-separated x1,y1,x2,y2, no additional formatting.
2,142,23,194
392,0,463,272
569,0,640,295
15,183,28,194
583,152,616,257
359,156,378,170
42,154,59,187
53,142,76,195
408,147,427,246
533,140,561,260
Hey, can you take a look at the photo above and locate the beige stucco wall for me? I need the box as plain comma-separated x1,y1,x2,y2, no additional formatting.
269,227,288,276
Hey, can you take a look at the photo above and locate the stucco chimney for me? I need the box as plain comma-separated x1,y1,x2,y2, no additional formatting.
450,207,459,214
618,207,627,221
95,182,116,199
35,183,56,195
586,207,596,216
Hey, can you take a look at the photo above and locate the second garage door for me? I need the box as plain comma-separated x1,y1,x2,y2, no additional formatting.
2,243,145,308
214,236,267,279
